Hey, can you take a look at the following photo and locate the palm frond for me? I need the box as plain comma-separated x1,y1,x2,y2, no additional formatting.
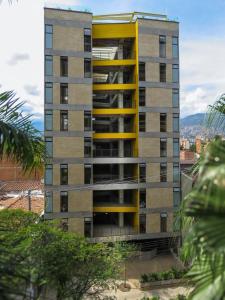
205,93,225,133
0,91,45,173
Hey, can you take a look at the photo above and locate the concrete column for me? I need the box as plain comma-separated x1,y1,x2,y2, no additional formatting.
118,164,124,227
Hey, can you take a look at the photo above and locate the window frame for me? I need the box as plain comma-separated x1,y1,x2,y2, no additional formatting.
160,163,167,182
60,164,68,185
160,113,167,132
139,87,146,106
160,138,167,157
139,112,146,132
45,191,53,213
172,36,179,58
84,58,92,78
84,28,92,52
60,110,68,131
172,89,179,108
45,82,53,104
45,55,53,76
45,137,53,158
159,35,166,58
60,56,68,77
139,62,145,81
84,164,92,184
173,113,179,132
45,24,53,49
172,64,179,83
139,163,146,183
45,110,53,131
60,83,68,104
45,164,53,185
160,63,166,82
60,191,68,212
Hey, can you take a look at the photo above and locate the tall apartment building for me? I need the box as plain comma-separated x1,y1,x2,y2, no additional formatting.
44,9,180,249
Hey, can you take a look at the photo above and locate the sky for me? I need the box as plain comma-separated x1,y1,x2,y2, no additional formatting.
0,0,225,124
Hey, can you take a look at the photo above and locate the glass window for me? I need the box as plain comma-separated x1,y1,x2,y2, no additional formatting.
45,110,53,131
45,164,53,185
139,214,146,233
45,191,53,213
173,138,179,157
60,164,68,185
60,191,68,212
139,113,145,132
173,188,180,208
139,62,145,81
172,89,179,107
84,28,91,52
84,58,92,78
60,110,68,131
85,164,92,184
173,163,180,182
160,63,166,82
139,189,146,208
60,56,68,77
45,24,53,49
159,35,166,57
160,163,167,182
173,113,179,132
160,113,167,132
45,82,53,104
160,138,167,157
84,111,92,131
45,137,53,157
160,212,167,232
84,217,92,237
60,83,68,104
139,163,146,183
172,64,179,83
84,138,92,157
139,88,145,106
172,36,179,58
45,55,53,76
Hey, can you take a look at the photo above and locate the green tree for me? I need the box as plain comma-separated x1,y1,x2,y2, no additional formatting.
0,209,131,300
0,91,45,173
180,94,225,300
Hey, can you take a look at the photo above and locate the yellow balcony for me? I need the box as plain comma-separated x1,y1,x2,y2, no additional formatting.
93,206,138,213
93,133,136,139
92,108,136,116
93,23,136,39
93,83,136,91
93,59,136,67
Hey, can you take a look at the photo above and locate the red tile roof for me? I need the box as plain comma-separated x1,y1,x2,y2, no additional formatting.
0,180,43,192
0,196,44,214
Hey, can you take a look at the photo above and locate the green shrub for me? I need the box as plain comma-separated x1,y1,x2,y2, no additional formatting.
140,268,187,283
141,273,149,283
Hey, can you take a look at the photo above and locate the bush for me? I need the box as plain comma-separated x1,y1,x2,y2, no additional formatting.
140,268,187,283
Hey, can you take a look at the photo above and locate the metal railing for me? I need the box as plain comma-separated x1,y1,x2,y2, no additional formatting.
93,148,133,157
93,225,138,237
93,174,118,183
92,50,132,61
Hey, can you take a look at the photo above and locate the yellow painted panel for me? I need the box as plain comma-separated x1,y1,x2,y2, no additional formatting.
93,133,136,139
92,108,136,115
93,83,136,91
93,23,136,39
93,206,138,213
93,59,136,67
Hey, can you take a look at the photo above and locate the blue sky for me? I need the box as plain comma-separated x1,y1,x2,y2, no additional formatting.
0,0,225,124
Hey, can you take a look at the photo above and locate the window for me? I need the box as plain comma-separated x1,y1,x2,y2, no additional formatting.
160,113,167,132
139,214,146,233
45,24,53,49
45,82,53,104
45,110,53,131
159,35,166,57
160,63,166,82
85,164,92,184
84,111,92,131
139,189,146,208
60,164,68,185
172,89,179,107
45,55,53,76
173,138,179,157
45,137,53,157
139,62,145,81
172,36,179,58
160,138,167,157
60,191,68,212
60,56,68,77
84,138,92,157
139,163,146,183
45,191,53,213
172,64,179,83
139,113,145,132
84,28,91,52
160,212,167,232
60,110,68,131
61,219,68,231
173,163,180,182
45,164,53,185
139,88,145,106
173,188,180,208
160,163,167,182
173,113,179,132
60,84,68,104
84,217,92,237
84,58,92,78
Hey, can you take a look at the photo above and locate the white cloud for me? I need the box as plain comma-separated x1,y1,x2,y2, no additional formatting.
24,85,40,96
8,53,30,66
180,37,225,117
44,0,81,7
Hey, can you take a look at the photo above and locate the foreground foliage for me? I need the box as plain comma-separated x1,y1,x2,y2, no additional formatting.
180,94,225,300
0,91,44,173
0,209,131,300
141,268,186,283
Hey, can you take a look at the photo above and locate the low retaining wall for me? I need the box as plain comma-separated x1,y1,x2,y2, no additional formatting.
140,279,186,290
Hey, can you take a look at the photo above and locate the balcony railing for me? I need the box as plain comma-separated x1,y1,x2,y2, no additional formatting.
93,225,138,237
93,75,134,84
93,174,118,183
92,49,132,61
93,148,133,157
